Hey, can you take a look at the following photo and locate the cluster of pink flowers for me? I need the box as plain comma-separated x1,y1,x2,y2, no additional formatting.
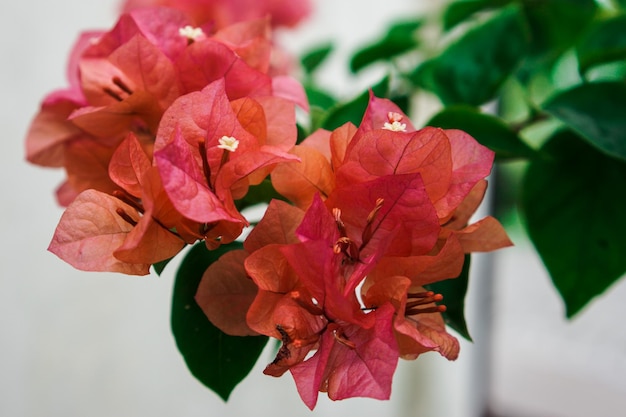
194,94,512,407
26,3,511,409
26,7,307,273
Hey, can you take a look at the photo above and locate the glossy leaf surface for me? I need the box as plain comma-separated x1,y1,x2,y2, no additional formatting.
171,241,268,400
543,81,626,161
522,131,626,317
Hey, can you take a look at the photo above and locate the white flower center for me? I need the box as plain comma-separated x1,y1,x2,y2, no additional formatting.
383,121,407,132
179,25,205,42
218,136,239,152
382,112,407,132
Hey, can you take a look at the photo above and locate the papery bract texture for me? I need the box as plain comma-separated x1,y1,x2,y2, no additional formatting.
26,6,304,207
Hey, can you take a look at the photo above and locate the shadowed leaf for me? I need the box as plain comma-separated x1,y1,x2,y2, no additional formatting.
171,241,268,400
522,130,626,317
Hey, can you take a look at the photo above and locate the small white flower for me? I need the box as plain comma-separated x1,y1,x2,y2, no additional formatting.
382,112,407,132
179,25,205,42
383,121,407,132
218,136,240,152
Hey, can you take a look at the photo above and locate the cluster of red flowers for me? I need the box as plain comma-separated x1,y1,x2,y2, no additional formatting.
25,7,306,273
195,96,511,408
25,4,511,410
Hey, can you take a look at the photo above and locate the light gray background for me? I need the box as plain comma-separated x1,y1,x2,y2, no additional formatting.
2,1,625,416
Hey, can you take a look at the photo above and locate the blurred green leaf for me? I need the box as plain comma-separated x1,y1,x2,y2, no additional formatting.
321,76,389,130
171,242,268,401
427,105,537,160
521,0,597,66
443,0,511,30
426,255,472,341
350,20,422,73
411,5,528,105
305,85,337,110
543,81,626,161
522,130,626,317
577,14,626,74
301,43,334,75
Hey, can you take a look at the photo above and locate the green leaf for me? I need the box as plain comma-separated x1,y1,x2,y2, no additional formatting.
301,43,334,75
350,20,421,73
522,130,626,317
521,0,597,66
426,105,537,160
443,0,510,31
426,255,472,341
320,76,389,130
152,256,174,276
411,5,529,105
577,14,626,74
543,81,626,161
171,242,268,400
305,85,337,110
235,179,286,211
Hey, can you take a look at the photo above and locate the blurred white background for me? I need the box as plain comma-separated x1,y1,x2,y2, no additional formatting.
2,1,625,416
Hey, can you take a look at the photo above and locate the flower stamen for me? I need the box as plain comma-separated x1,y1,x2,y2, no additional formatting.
361,198,384,248
103,77,133,102
382,111,407,132
333,236,359,261
333,329,356,349
405,291,447,316
333,208,347,237
116,208,138,227
112,190,145,214
179,25,206,44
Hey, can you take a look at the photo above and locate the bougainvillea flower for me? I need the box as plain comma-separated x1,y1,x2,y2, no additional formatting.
25,31,101,168
48,133,200,274
153,79,299,247
25,7,306,207
122,0,311,29
244,195,405,409
362,277,460,360
241,174,443,405
226,91,511,408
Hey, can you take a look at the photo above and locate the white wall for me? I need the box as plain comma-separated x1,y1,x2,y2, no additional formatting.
3,1,625,417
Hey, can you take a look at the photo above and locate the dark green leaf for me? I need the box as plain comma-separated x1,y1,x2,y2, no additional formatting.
521,0,597,66
305,85,337,110
411,5,529,105
152,256,174,276
320,76,389,130
427,105,537,160
426,255,472,341
350,20,421,73
235,179,286,211
171,242,268,400
443,0,511,31
301,43,334,75
543,81,626,161
577,14,626,74
522,130,626,317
